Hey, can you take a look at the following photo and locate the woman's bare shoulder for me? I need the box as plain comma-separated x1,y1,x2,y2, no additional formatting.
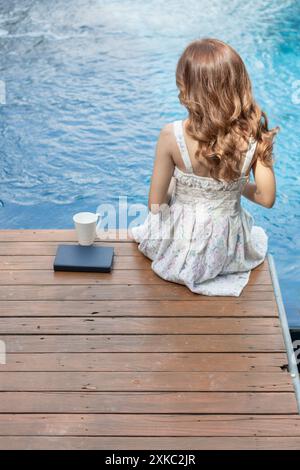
158,122,175,148
159,122,174,136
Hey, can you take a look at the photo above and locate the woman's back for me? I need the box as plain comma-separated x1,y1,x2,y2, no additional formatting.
170,119,257,215
172,119,253,178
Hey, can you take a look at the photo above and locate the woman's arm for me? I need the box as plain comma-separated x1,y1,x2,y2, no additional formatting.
242,157,276,208
148,124,175,213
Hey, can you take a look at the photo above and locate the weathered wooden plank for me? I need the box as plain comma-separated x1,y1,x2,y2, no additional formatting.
0,269,272,285
0,242,140,256
0,285,275,301
0,255,269,272
0,371,293,392
2,352,289,372
0,229,130,242
1,414,300,436
0,255,152,270
0,391,297,414
0,317,281,335
1,436,300,450
0,300,278,317
2,334,286,353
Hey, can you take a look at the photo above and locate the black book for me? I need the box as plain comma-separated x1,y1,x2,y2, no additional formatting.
53,244,114,273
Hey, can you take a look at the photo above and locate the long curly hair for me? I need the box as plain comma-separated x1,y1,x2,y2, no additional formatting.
175,38,279,181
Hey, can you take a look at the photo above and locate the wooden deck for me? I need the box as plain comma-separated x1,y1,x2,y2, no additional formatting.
0,229,299,450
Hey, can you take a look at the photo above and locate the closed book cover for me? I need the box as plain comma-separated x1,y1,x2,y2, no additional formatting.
53,244,114,273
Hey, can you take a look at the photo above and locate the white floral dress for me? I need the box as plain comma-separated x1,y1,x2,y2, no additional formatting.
131,119,268,296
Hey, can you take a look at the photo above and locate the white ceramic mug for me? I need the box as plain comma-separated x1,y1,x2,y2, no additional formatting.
73,212,100,246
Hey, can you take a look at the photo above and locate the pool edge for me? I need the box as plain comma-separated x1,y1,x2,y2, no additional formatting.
268,253,300,414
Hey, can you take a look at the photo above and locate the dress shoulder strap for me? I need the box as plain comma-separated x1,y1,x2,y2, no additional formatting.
173,120,194,174
241,138,257,176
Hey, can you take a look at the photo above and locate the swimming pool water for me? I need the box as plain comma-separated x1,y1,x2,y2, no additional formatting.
0,0,299,325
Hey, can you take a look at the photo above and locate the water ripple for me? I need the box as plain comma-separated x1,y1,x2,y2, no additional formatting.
0,0,299,323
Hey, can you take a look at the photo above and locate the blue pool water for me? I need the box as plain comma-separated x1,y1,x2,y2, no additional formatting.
0,0,299,324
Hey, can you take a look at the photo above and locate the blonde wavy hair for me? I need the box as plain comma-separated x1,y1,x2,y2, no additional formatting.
176,38,279,181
